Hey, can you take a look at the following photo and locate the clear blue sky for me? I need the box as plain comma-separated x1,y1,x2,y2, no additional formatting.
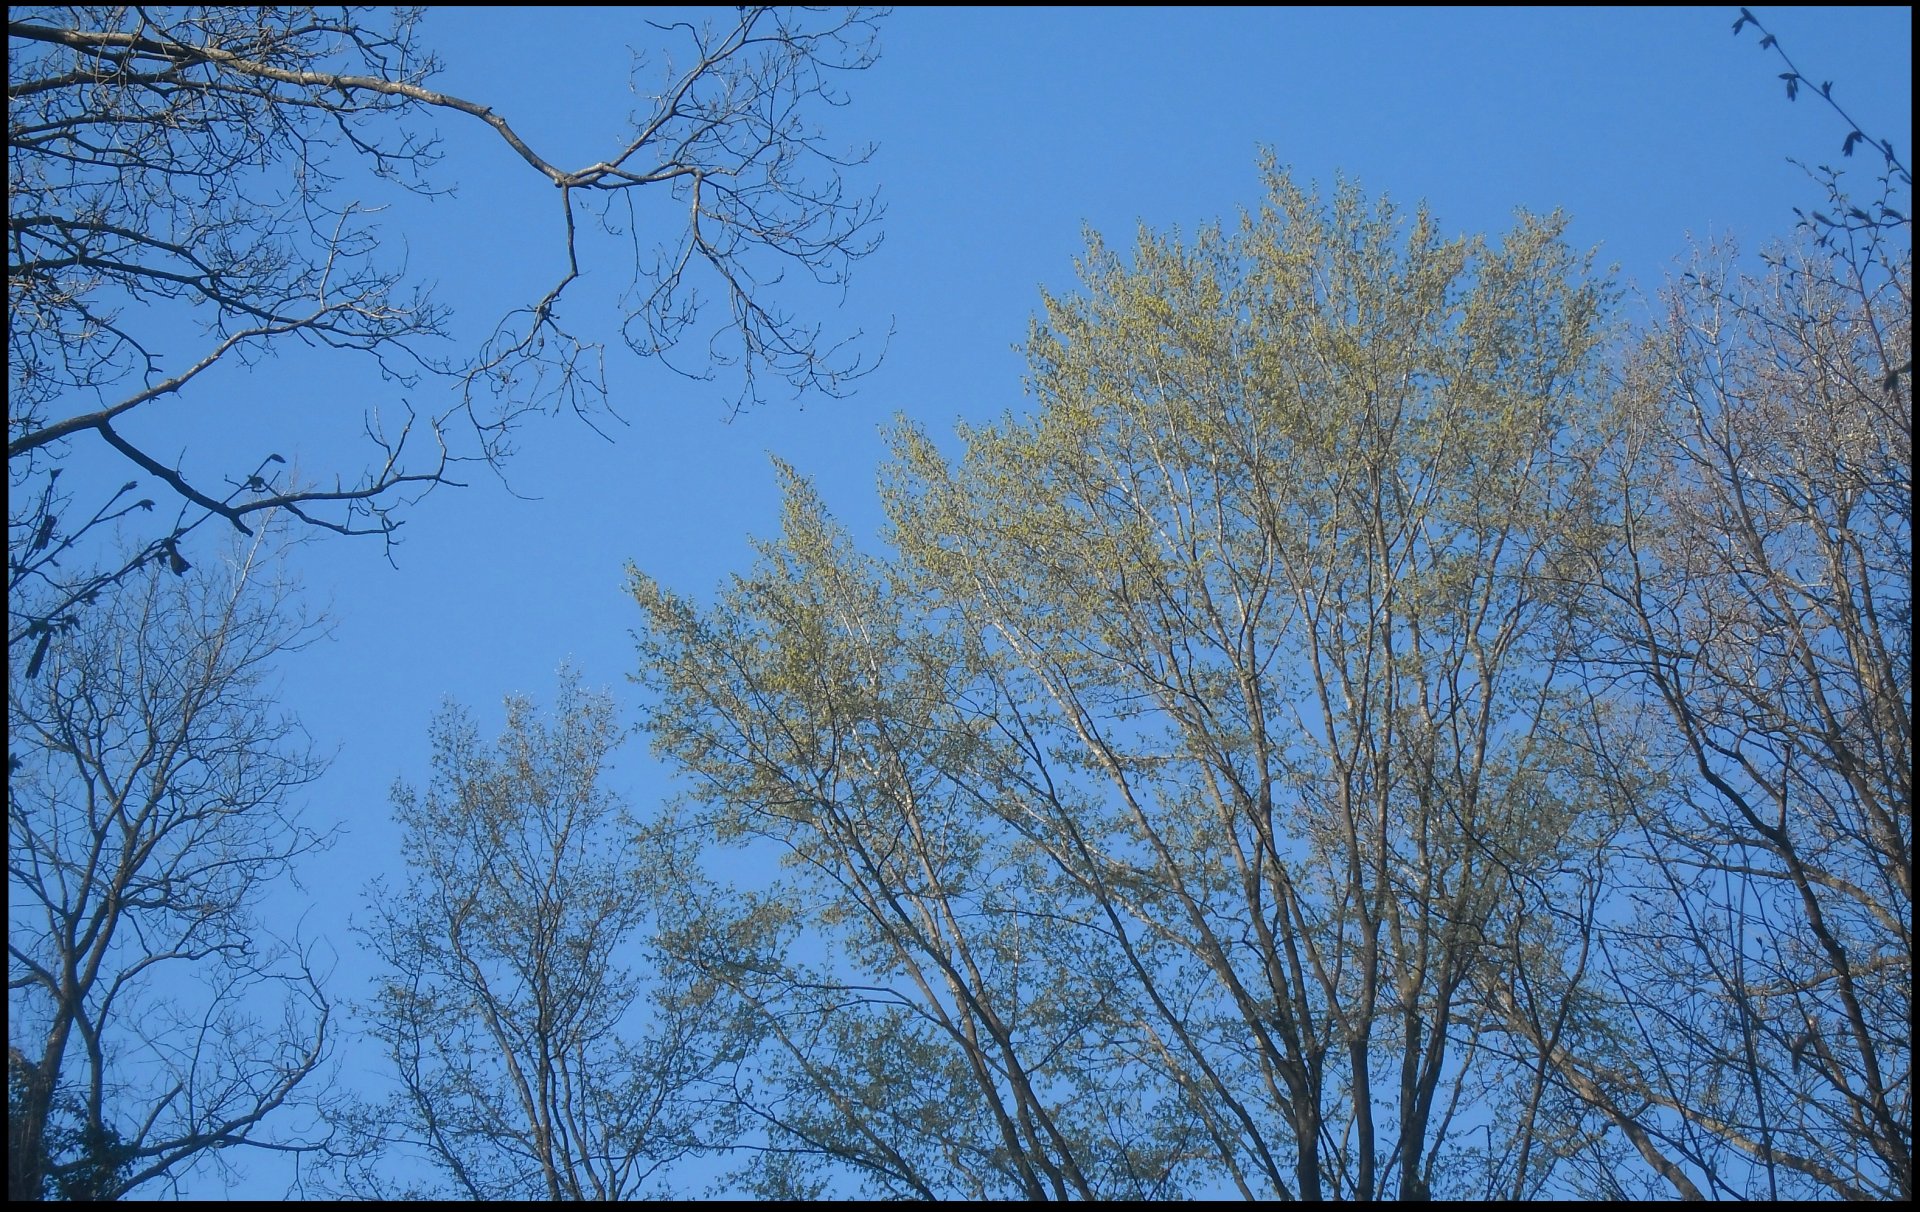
150,5,1909,1196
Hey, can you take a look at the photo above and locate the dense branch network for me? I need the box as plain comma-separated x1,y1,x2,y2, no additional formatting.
8,547,335,1200
7,5,886,655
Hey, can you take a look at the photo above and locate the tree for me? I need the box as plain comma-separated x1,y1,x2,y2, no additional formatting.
1509,154,1912,1208
636,470,1194,1199
8,5,886,658
7,533,332,1200
1494,230,1911,1206
350,672,730,1200
630,164,1629,1199
1468,20,1912,1200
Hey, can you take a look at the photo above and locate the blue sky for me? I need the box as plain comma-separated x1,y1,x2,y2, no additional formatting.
114,5,1909,1196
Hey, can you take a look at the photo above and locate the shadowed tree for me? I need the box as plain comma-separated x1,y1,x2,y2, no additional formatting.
7,534,332,1200
1479,19,1912,1199
1514,189,1912,1206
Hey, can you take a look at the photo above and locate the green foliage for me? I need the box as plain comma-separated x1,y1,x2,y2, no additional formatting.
7,1051,132,1202
354,671,729,1200
633,162,1635,1199
629,46,1909,1198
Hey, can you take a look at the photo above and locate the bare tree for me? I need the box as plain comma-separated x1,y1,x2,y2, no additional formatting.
8,5,886,656
1513,224,1911,1202
7,533,332,1200
349,672,730,1200
1478,21,1913,1200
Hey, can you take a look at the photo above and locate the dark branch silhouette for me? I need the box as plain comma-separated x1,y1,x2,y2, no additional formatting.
8,6,887,659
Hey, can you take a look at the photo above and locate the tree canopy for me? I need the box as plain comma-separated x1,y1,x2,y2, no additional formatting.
628,156,1910,1199
8,7,1909,1202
